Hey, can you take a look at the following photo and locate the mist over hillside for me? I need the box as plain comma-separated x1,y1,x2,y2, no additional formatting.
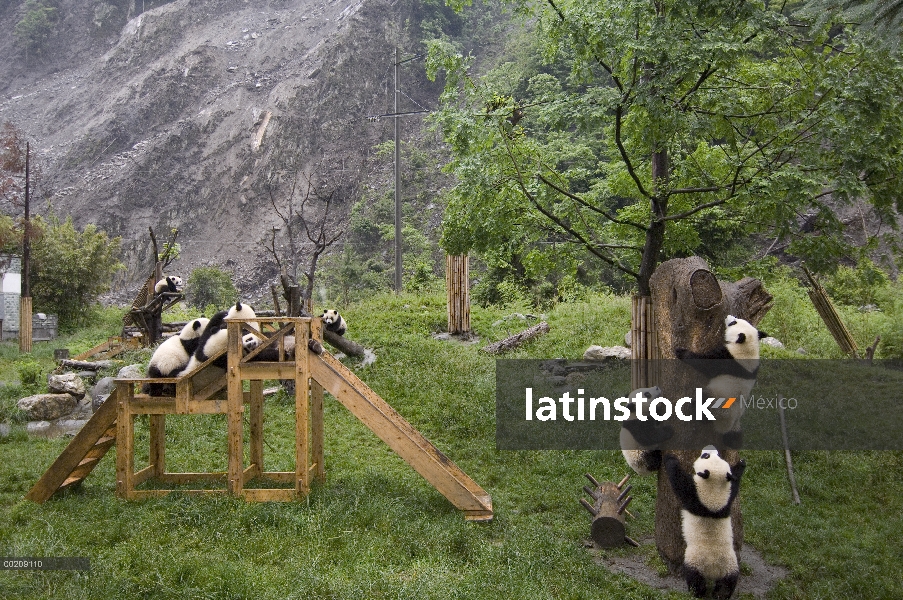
0,0,487,302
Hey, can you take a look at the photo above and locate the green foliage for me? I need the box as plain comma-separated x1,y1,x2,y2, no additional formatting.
185,267,237,310
427,2,903,292
14,0,59,58
824,257,890,307
30,215,124,331
15,359,43,391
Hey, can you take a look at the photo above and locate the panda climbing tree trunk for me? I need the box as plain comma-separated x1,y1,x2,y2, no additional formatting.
648,256,772,574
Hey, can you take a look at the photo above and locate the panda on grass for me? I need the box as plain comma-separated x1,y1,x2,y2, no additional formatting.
665,446,746,599
143,317,209,396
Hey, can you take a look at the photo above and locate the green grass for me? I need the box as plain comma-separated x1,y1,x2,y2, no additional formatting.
1,292,901,599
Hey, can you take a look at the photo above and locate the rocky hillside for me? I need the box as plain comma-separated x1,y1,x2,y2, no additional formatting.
0,0,465,301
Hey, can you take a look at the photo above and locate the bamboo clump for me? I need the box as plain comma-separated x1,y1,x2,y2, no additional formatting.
446,255,470,334
802,265,858,358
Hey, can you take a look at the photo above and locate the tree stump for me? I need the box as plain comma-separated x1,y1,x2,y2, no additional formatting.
648,257,772,573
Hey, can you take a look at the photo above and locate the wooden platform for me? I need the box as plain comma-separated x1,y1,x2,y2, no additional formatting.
26,317,493,520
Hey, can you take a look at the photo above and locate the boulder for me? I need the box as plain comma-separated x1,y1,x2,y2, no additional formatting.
583,345,631,361
761,336,785,349
17,394,78,421
55,419,89,436
26,421,52,437
47,373,86,398
91,376,116,400
117,364,144,380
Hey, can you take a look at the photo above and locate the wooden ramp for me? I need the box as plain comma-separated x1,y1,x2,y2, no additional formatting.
26,392,119,503
310,349,493,521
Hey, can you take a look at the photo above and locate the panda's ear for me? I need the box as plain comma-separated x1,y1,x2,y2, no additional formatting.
696,470,710,479
758,330,768,339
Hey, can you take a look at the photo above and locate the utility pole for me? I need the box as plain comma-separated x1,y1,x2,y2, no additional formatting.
394,47,401,294
19,142,32,353
368,48,428,294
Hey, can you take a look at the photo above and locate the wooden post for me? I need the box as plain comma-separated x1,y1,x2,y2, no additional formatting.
579,473,634,548
630,295,658,389
648,257,772,573
149,414,165,478
310,318,325,483
249,379,264,480
18,296,32,353
115,380,135,499
446,254,470,334
295,320,311,495
227,320,244,496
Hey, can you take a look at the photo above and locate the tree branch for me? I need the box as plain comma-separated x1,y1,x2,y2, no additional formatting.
537,173,648,231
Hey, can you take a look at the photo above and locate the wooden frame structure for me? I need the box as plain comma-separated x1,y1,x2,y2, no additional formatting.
29,316,493,521
114,317,324,502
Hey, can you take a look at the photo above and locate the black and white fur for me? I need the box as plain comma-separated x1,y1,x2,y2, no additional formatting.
154,275,183,295
665,447,746,599
185,302,258,372
242,332,296,361
620,386,673,476
321,309,347,336
675,314,767,442
144,317,209,395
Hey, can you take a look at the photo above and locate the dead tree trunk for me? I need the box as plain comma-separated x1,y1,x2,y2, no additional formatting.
648,256,772,573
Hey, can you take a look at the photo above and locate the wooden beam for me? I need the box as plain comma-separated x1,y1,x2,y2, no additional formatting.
309,350,492,520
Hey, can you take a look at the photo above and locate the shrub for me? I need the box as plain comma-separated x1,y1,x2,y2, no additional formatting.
185,267,237,310
14,0,59,59
30,215,124,331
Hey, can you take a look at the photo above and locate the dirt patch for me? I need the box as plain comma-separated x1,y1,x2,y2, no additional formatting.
590,536,788,598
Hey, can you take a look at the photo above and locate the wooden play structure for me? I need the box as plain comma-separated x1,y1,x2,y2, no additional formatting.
27,317,493,521
122,262,183,345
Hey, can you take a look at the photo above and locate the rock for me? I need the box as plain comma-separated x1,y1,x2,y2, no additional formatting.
761,336,784,349
0,423,10,438
27,421,52,437
55,419,89,436
432,332,453,341
796,348,807,355
92,393,111,412
17,393,78,421
92,376,116,400
77,371,97,380
47,373,87,398
117,364,144,380
583,345,632,361
624,331,632,347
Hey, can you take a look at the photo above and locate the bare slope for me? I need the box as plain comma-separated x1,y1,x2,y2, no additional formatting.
0,0,426,297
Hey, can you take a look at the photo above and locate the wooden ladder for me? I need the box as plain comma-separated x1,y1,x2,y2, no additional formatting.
25,391,119,503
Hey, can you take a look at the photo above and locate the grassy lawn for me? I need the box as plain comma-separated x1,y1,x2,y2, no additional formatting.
1,292,901,598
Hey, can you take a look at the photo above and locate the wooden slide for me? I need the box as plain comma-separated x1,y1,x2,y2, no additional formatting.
310,350,493,521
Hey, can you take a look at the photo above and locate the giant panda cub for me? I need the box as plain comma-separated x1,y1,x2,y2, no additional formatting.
321,309,347,336
144,317,209,395
185,302,258,372
242,332,296,361
665,447,746,599
620,385,674,476
675,314,767,444
154,275,183,295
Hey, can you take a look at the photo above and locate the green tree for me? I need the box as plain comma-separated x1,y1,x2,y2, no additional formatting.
14,1,59,59
185,267,237,311
30,215,124,329
427,1,903,296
